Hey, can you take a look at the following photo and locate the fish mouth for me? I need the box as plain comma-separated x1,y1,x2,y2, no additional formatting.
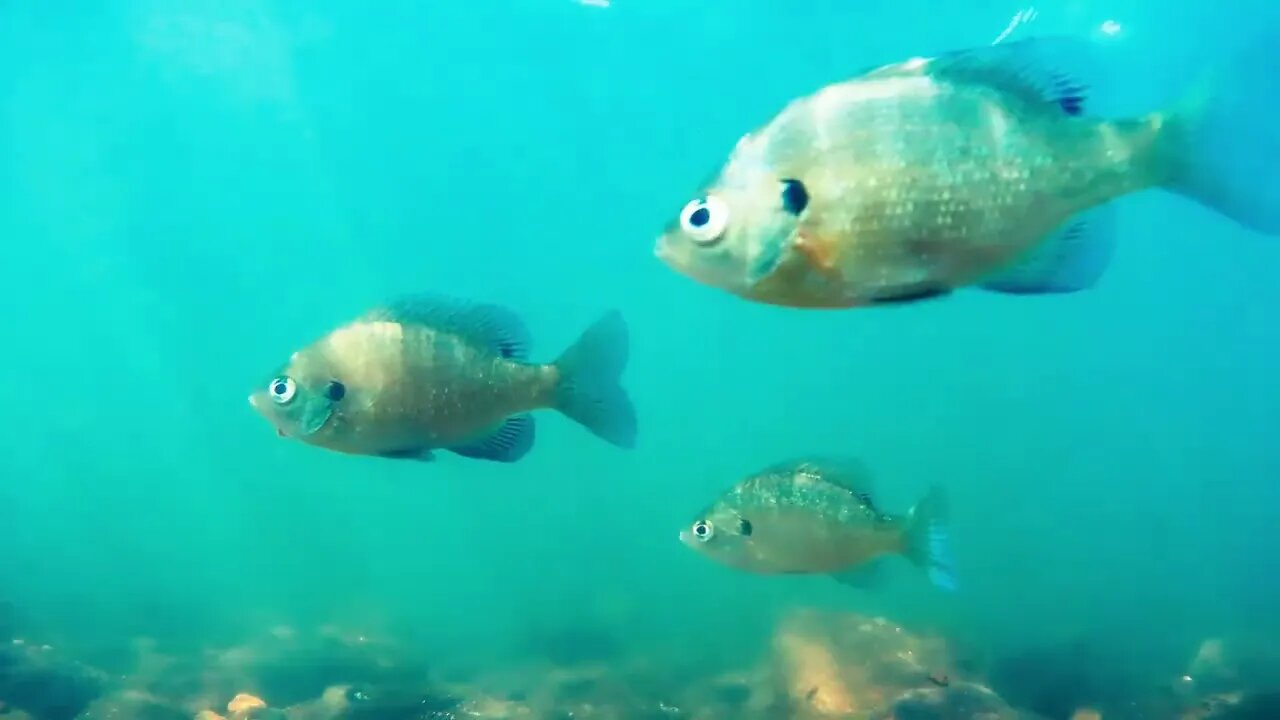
247,392,292,438
653,235,675,267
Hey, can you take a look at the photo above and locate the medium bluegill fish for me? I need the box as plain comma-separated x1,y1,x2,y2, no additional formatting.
655,36,1280,308
680,458,955,590
248,295,636,463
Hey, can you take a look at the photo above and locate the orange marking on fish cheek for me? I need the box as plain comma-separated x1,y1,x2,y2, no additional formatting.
794,233,839,271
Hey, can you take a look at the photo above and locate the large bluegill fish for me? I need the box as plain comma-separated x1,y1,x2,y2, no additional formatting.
655,36,1280,308
248,295,636,463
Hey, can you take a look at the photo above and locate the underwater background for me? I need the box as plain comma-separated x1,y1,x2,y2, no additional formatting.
1,1,1279,718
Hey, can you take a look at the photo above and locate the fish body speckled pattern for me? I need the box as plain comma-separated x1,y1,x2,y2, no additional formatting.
249,294,636,463
656,36,1280,308
681,458,956,590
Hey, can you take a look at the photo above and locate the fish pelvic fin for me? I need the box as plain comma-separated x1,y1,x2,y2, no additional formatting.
552,310,637,449
902,485,957,592
1156,28,1280,235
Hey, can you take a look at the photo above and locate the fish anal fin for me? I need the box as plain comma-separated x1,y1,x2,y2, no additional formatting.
449,415,536,463
981,204,1117,294
831,559,889,590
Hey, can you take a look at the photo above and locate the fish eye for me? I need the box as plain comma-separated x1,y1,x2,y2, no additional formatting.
692,520,715,542
325,380,346,402
269,376,297,405
679,195,729,245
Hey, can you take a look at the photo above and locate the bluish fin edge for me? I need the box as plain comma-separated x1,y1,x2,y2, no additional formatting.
926,523,958,592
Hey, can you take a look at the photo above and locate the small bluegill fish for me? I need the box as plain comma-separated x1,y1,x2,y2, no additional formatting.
680,458,955,590
248,294,636,463
655,35,1280,308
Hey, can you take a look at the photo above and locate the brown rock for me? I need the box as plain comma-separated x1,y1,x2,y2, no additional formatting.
772,609,964,718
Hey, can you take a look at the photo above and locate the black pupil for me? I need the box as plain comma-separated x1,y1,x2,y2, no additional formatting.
325,381,346,401
272,381,288,395
695,523,707,536
689,206,711,228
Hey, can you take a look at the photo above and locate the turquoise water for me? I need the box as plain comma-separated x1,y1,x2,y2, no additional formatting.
2,1,1279,717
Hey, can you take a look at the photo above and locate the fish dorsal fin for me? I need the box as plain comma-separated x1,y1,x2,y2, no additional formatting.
856,56,932,81
781,457,877,505
369,293,532,360
922,36,1096,117
980,203,1117,294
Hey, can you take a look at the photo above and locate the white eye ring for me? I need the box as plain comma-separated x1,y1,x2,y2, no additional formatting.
269,376,297,405
679,195,730,245
692,520,715,542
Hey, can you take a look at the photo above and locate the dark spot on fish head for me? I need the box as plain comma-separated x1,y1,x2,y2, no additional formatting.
324,380,346,402
779,178,809,215
737,518,753,536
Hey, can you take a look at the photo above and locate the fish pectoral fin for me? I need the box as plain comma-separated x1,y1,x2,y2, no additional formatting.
378,447,437,462
448,415,536,463
980,204,1117,294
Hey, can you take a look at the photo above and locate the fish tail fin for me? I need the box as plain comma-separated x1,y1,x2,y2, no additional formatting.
1156,30,1280,235
552,310,637,449
902,485,957,592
